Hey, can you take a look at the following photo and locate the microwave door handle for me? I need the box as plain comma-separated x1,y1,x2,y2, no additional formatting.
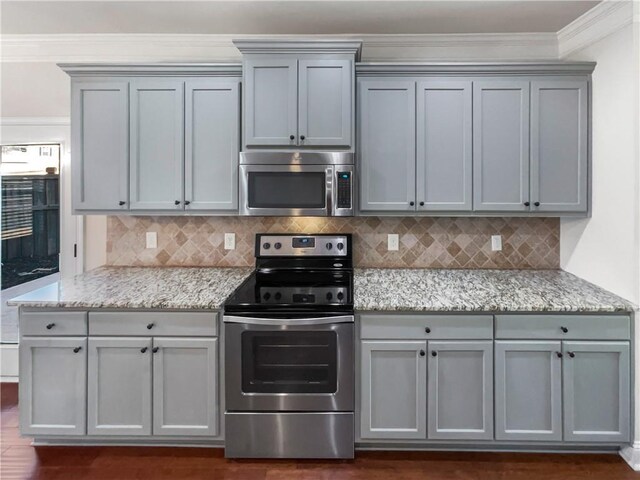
326,167,333,216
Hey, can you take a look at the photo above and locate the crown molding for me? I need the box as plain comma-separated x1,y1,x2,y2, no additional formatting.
232,38,362,60
0,33,558,63
557,0,635,58
58,63,242,77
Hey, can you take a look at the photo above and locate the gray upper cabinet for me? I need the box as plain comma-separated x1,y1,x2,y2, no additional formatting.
495,340,563,441
88,337,153,436
473,80,530,212
358,80,416,212
360,340,427,439
71,80,129,211
243,58,298,147
563,341,630,443
416,80,472,212
129,79,185,211
20,337,87,436
185,79,240,211
298,59,352,147
427,340,493,440
153,337,219,437
530,80,588,213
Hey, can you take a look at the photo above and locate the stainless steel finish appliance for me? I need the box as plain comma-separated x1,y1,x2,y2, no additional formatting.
239,152,354,217
223,233,355,459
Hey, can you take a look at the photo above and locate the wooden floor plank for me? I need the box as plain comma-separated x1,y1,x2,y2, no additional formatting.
0,383,636,479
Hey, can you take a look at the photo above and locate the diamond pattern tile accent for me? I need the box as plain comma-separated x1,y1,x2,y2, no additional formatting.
106,216,560,269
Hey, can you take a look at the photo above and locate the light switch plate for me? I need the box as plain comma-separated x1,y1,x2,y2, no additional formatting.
146,232,157,249
388,234,399,251
224,233,236,250
491,235,502,252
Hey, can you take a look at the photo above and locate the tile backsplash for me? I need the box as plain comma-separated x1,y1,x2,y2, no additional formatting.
107,216,559,269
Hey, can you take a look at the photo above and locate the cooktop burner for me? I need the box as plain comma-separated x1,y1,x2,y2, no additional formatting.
223,233,353,316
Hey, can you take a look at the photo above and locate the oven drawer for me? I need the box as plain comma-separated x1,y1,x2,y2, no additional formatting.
360,314,493,340
89,311,218,336
225,412,354,459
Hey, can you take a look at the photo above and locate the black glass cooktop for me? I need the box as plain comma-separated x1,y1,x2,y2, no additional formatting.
223,269,353,316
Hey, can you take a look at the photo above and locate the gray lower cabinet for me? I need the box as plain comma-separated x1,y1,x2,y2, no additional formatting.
494,341,563,441
563,341,630,442
427,340,493,440
129,79,185,211
416,80,472,212
185,79,240,211
19,337,87,436
358,80,416,212
153,337,219,436
88,337,153,436
71,80,129,212
530,79,588,213
360,340,427,439
473,80,530,212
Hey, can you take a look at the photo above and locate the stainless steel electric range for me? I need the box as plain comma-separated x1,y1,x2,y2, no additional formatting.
223,233,354,459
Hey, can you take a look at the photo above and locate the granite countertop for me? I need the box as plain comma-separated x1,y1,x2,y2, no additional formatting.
7,266,253,310
354,269,636,313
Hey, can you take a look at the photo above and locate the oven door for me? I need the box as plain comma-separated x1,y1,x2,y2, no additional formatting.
225,316,354,412
239,164,332,216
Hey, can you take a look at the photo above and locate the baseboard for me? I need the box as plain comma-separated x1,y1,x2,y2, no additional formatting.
620,444,640,471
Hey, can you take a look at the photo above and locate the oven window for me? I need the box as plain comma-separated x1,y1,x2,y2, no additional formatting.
247,172,326,209
241,330,338,394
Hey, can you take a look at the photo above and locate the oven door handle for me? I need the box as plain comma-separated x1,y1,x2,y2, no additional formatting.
223,315,354,326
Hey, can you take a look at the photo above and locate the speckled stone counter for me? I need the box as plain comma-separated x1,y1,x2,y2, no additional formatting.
7,266,252,310
354,269,636,313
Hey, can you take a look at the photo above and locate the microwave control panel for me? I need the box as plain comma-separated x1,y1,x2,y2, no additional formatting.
336,172,352,209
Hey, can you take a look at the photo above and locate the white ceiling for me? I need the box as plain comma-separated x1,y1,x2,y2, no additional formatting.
1,1,600,35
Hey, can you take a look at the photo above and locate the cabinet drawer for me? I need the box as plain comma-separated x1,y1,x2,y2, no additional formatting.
360,314,493,340
89,311,218,337
495,315,630,340
20,310,87,336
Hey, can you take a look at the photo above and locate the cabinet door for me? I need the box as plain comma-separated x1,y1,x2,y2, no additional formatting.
153,338,219,437
473,81,530,212
495,341,562,441
358,80,416,212
416,80,472,211
130,79,184,211
563,341,630,442
19,337,87,436
88,337,152,436
185,79,240,211
244,58,298,147
360,340,426,439
427,340,493,440
531,80,588,213
71,80,129,211
298,59,352,147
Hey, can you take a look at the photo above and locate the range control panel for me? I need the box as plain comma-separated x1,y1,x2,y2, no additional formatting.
257,234,349,257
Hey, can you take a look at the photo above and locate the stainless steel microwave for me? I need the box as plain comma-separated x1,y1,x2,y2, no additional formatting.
239,152,354,217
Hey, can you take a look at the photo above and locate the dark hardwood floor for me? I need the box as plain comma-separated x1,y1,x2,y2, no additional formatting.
1,382,636,479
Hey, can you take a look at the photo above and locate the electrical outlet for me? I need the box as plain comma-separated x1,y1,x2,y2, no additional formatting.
146,232,157,249
224,233,236,250
388,234,399,251
491,235,502,252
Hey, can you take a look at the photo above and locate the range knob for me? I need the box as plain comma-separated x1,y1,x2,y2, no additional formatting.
326,292,333,301
274,292,282,300
263,292,271,301
326,242,333,250
337,242,344,251
337,291,344,300
274,242,282,250
262,242,271,250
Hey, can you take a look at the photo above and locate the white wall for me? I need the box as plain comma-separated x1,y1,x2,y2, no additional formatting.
560,22,640,305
